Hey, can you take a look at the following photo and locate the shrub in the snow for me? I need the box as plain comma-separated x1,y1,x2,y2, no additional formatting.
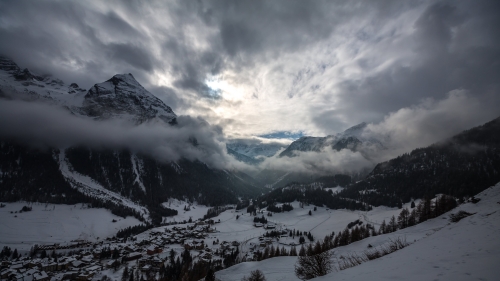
241,269,266,281
294,250,336,280
449,210,474,222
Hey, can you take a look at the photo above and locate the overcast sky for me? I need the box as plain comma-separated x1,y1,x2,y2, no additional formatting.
1,0,499,141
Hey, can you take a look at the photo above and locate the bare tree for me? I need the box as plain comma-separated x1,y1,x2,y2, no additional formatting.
294,250,336,280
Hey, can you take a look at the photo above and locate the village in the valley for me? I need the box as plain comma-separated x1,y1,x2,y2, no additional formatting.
0,200,329,281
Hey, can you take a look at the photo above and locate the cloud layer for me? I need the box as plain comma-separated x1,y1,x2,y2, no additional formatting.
0,100,234,170
0,0,499,179
0,0,498,140
0,89,497,179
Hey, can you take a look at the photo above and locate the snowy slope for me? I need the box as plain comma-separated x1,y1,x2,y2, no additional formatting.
215,182,500,281
58,149,150,219
0,202,141,251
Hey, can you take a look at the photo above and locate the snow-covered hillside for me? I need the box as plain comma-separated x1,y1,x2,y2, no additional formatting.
0,202,141,251
216,182,500,281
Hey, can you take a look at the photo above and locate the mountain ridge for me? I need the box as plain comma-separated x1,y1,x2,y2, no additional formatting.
0,57,262,224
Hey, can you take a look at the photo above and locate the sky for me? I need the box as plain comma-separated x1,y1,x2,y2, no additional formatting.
0,0,499,174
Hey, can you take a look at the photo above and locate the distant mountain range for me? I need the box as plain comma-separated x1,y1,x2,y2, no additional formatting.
254,116,500,211
226,141,287,165
279,122,385,158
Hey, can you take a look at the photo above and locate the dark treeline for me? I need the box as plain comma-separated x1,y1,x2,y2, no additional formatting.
116,224,150,239
267,202,293,213
256,186,371,212
203,206,232,220
253,215,268,224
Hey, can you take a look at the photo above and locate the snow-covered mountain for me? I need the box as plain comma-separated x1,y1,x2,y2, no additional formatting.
0,56,176,125
0,57,261,224
227,141,287,158
80,73,177,124
279,122,384,157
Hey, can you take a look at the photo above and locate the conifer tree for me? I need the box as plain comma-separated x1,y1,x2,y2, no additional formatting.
298,245,306,256
121,266,129,281
379,220,387,234
388,215,398,232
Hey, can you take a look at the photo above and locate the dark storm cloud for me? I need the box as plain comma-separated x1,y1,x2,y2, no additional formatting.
106,43,154,71
200,0,344,57
0,0,156,90
312,0,500,133
0,0,498,154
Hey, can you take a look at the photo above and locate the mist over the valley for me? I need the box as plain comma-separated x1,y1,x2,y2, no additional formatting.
1,86,496,180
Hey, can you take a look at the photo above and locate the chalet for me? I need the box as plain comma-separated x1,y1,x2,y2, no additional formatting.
92,249,102,259
76,272,94,281
146,246,163,255
140,264,152,272
81,255,93,263
9,263,23,271
28,259,42,268
123,252,142,261
106,260,120,269
62,271,79,280
1,269,15,279
33,271,49,281
41,262,57,272
71,260,86,268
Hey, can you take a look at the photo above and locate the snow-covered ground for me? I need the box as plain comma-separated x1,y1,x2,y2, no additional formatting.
0,202,141,251
161,199,214,223
58,149,150,219
216,183,500,281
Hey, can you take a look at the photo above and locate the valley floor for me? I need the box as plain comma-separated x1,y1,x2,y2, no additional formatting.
1,183,499,281
0,202,141,251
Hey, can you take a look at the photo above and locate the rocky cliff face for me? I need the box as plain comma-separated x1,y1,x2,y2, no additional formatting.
81,73,176,124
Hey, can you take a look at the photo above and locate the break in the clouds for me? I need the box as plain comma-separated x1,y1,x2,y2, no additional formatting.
0,0,499,142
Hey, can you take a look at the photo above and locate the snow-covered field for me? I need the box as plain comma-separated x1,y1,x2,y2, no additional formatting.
2,181,498,281
161,199,213,223
216,183,500,281
0,202,141,251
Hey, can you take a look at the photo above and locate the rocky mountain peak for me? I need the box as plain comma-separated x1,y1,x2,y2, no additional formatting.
82,73,177,124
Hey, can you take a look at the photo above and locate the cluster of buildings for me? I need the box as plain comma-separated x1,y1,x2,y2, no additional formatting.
0,220,243,281
1,253,103,281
